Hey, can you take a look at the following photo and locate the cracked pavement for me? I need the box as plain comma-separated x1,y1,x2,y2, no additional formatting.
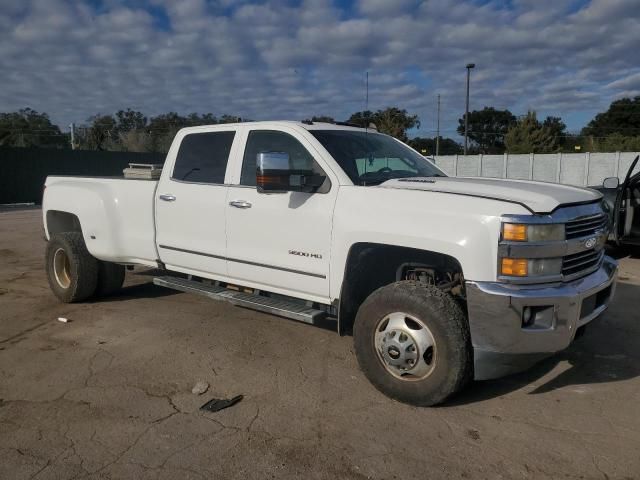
1,208,640,479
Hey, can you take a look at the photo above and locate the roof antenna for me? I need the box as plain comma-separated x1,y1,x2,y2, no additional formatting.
365,71,369,133
365,71,369,112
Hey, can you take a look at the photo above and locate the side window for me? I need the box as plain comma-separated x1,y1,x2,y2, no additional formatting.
240,130,322,186
172,131,235,184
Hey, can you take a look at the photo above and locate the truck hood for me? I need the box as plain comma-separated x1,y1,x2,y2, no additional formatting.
380,177,602,213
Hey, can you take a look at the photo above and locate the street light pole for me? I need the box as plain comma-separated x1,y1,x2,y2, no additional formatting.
436,94,440,157
464,63,475,155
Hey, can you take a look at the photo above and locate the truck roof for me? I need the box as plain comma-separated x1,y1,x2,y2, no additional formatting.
177,120,375,135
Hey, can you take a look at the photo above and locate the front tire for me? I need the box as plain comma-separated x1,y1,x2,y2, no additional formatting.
353,281,472,406
45,232,98,303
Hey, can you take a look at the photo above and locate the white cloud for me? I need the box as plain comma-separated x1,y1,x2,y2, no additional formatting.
0,0,639,136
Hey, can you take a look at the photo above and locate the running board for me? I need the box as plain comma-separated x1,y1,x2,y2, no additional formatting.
153,276,327,325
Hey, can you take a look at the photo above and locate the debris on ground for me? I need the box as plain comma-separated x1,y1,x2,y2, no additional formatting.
200,395,243,413
57,317,69,323
192,381,209,395
467,429,481,441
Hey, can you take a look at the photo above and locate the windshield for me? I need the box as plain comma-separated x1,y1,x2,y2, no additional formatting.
310,130,446,186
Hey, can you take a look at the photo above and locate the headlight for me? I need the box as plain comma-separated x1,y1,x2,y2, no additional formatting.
500,258,562,277
499,220,565,281
502,223,565,242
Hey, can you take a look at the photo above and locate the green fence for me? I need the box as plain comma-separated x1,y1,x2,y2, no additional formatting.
0,147,165,205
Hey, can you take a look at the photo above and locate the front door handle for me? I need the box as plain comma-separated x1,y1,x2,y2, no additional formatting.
229,200,252,209
159,194,176,202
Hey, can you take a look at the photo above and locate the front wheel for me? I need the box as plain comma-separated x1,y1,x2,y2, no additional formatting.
353,281,472,406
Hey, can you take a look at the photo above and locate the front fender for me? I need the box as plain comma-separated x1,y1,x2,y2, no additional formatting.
329,186,527,300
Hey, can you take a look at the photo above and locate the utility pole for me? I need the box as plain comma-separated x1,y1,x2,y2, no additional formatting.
464,63,475,155
436,94,441,157
69,123,76,150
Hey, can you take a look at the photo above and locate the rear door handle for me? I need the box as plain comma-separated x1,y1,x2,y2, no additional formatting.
229,200,252,209
159,194,176,202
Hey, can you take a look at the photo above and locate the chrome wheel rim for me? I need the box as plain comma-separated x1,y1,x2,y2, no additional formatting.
374,312,437,381
53,248,71,289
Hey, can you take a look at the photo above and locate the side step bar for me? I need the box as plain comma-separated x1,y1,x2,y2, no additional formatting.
153,276,327,325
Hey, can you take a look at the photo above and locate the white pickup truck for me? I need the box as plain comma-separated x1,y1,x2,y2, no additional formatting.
42,121,617,406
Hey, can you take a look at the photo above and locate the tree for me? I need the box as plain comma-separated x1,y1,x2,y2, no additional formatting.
307,115,335,123
219,114,242,124
582,96,640,137
409,137,462,156
146,112,224,152
542,116,566,139
146,112,190,153
81,114,117,150
347,107,420,142
591,134,640,152
0,108,67,148
457,107,516,154
118,130,152,153
115,109,147,133
542,115,568,150
504,111,560,154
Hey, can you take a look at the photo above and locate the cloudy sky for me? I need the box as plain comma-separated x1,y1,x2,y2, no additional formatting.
1,0,639,138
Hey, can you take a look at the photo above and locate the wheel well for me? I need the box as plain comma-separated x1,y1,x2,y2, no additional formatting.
338,243,464,335
46,211,82,237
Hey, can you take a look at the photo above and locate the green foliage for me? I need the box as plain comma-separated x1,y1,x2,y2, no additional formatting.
457,107,516,154
304,115,335,123
346,110,375,128
582,96,640,137
115,109,147,133
147,112,242,152
77,111,247,152
505,111,560,154
542,116,566,139
408,137,462,155
347,107,420,142
147,112,194,152
82,114,117,150
589,134,640,152
0,108,67,148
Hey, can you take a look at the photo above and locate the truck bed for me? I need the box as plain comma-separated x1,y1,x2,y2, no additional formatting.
43,176,159,266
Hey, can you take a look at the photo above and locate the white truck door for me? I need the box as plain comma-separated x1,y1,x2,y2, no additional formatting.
225,128,336,303
155,128,239,277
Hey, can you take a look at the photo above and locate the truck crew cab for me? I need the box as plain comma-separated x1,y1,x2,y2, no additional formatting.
42,121,617,406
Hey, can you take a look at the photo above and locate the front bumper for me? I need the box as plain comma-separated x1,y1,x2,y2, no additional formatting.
466,255,618,380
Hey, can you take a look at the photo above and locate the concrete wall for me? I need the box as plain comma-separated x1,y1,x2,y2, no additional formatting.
433,152,639,187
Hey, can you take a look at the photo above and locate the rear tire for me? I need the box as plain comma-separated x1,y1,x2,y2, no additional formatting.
353,281,472,406
96,261,126,297
46,232,98,303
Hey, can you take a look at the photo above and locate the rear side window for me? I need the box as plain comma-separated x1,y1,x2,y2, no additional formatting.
240,130,321,186
172,131,235,184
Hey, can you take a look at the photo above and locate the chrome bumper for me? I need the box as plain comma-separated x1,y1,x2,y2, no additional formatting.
466,255,618,380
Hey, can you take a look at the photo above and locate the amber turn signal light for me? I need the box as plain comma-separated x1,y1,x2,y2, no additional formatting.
501,258,528,276
502,223,527,241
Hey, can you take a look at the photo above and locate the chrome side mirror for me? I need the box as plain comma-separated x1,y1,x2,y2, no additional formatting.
603,177,619,189
256,151,326,194
257,151,290,171
257,152,291,193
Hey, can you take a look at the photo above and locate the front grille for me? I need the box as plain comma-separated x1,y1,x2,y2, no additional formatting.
562,249,604,277
565,214,607,239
